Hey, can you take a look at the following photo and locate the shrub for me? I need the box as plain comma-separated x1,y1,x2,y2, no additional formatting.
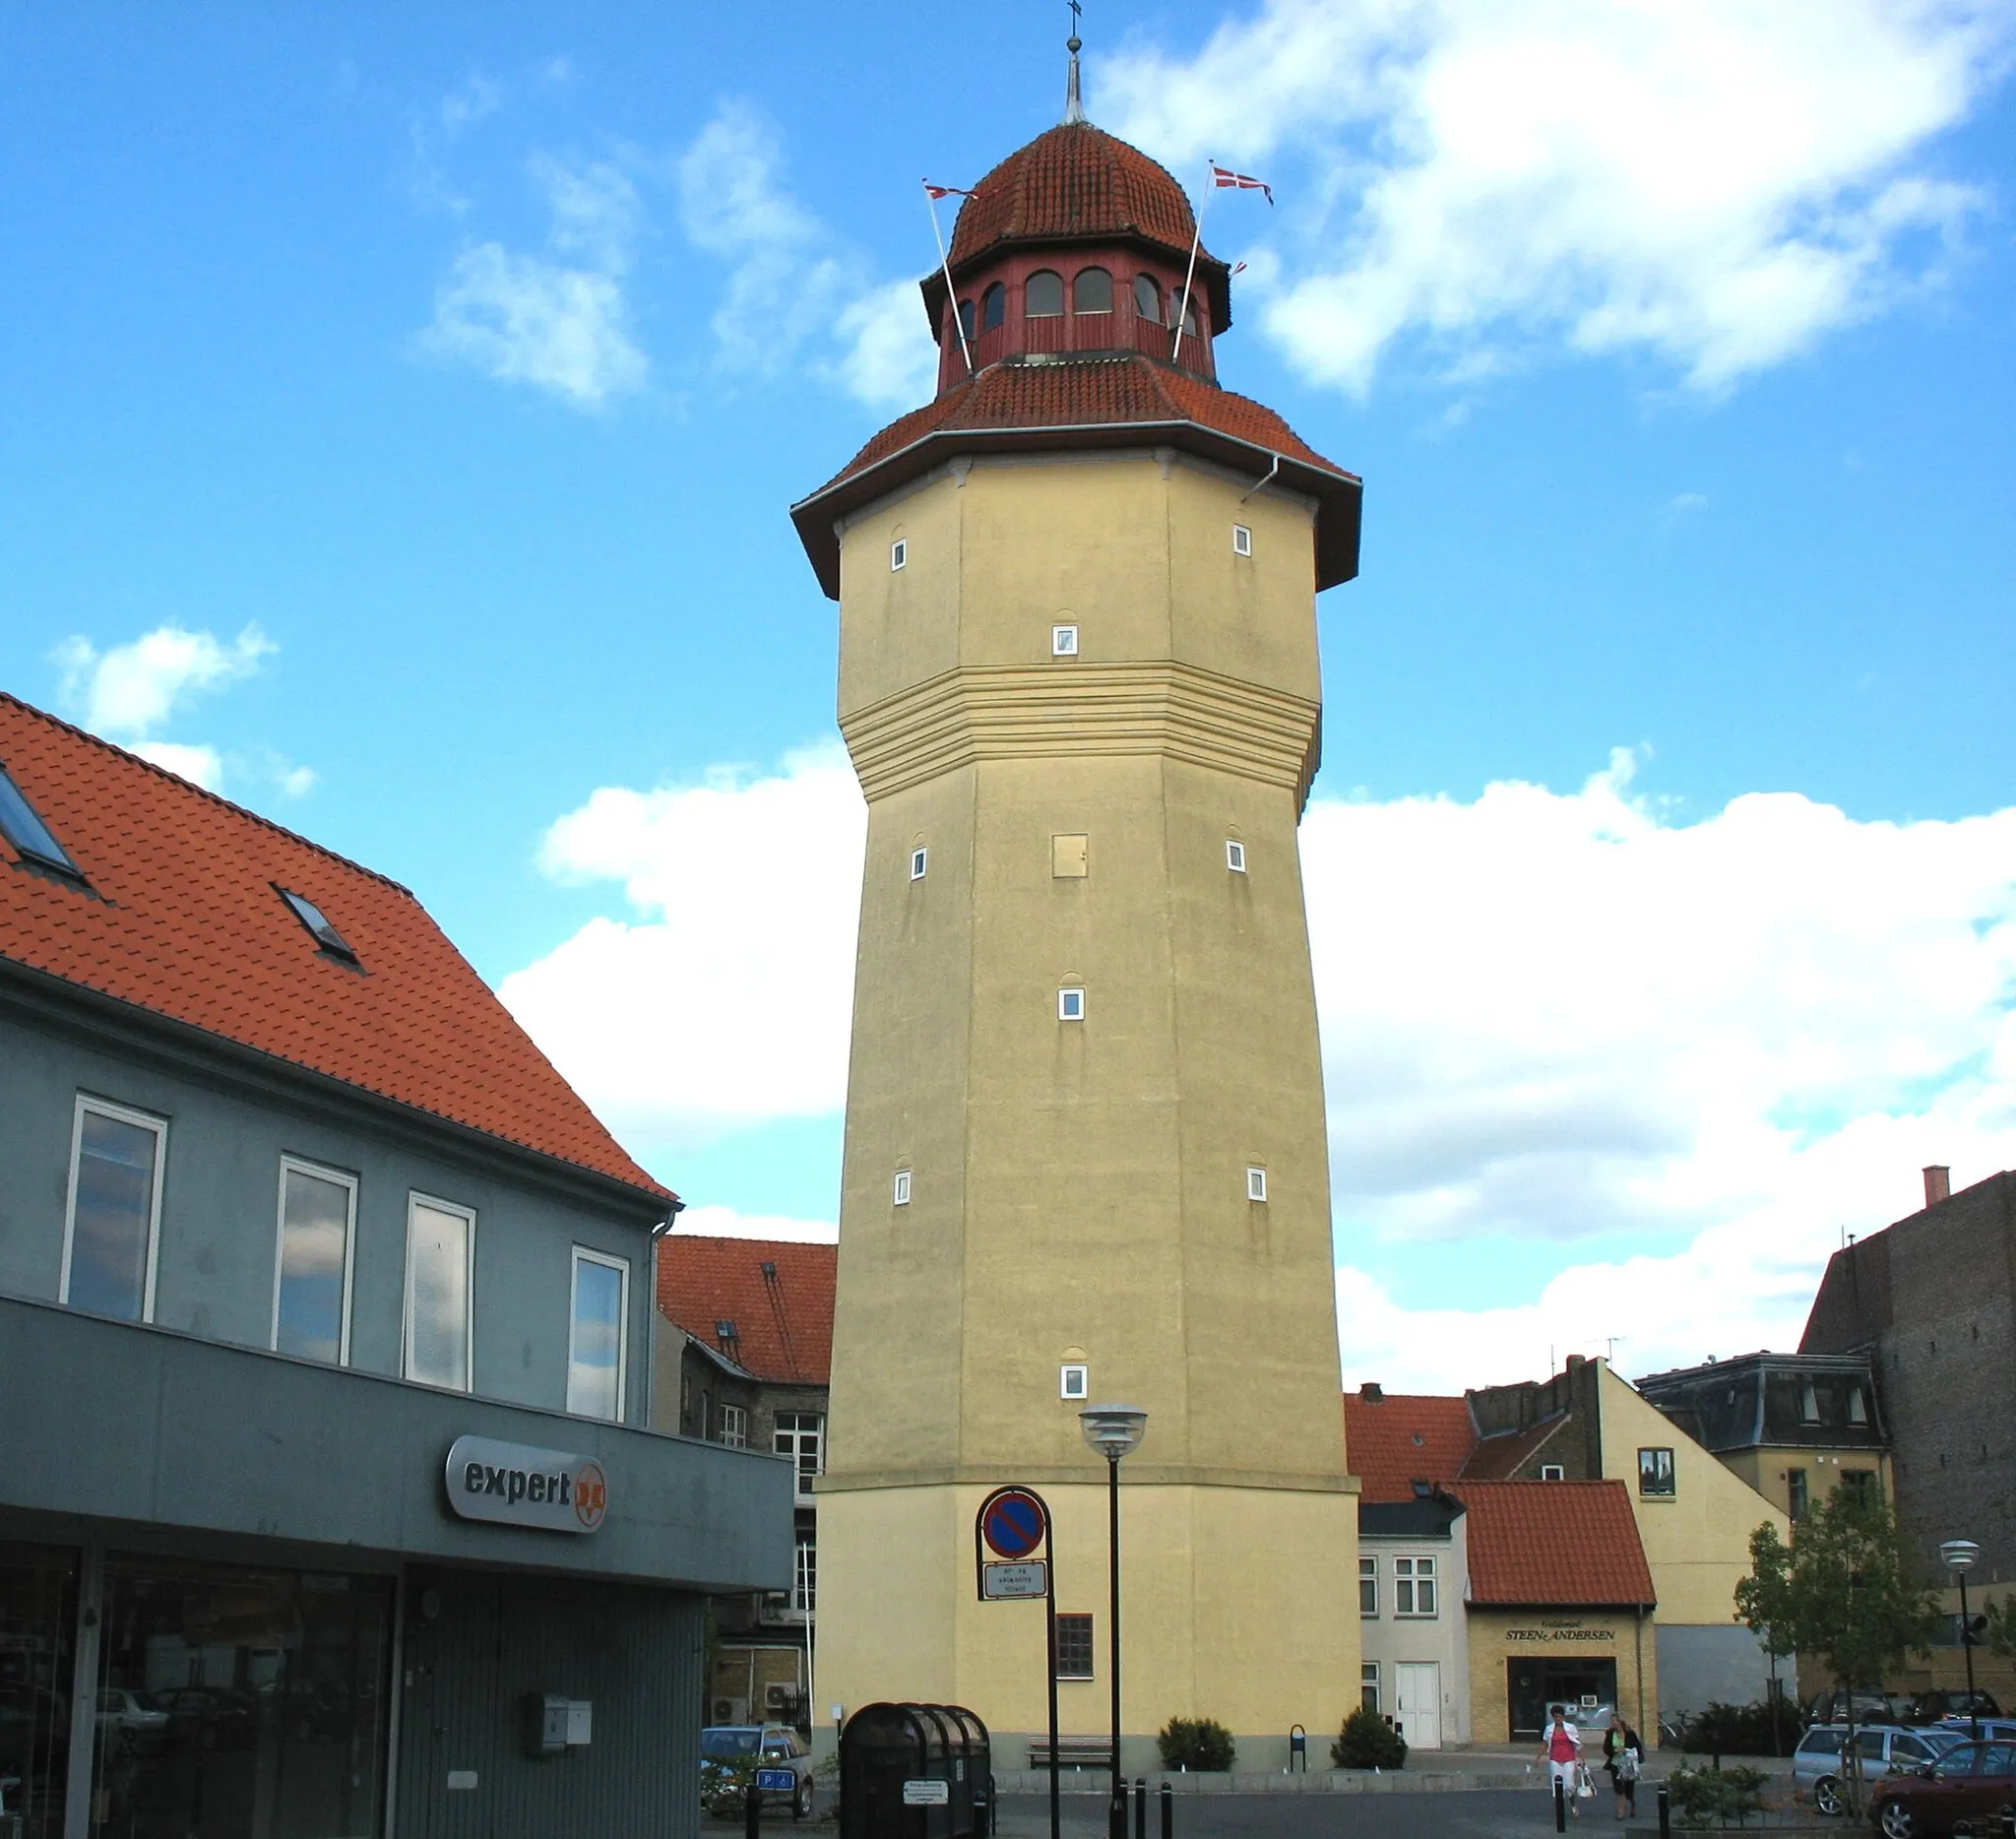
1331,1705,1408,1770
1157,1717,1236,1772
1677,1700,1796,1756
1667,1764,1768,1829
700,1754,757,1816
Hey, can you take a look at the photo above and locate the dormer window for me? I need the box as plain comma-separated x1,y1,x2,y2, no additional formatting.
981,284,1006,332
1074,266,1113,314
276,886,359,965
0,762,83,879
1027,270,1064,318
1134,275,1163,324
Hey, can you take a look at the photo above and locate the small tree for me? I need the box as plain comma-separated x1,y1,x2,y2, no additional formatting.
1733,1490,1943,1813
1157,1717,1235,1772
1331,1704,1407,1769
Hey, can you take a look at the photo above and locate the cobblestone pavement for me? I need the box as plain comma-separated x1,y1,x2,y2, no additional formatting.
993,1787,1595,1837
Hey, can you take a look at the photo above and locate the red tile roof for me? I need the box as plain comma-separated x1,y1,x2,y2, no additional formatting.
1464,1416,1574,1480
1345,1392,1480,1503
1455,1481,1658,1607
657,1236,837,1386
0,694,667,1202
791,354,1362,598
949,123,1203,269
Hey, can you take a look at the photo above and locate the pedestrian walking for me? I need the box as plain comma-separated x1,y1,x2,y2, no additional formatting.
1604,1713,1645,1820
1540,1704,1584,1818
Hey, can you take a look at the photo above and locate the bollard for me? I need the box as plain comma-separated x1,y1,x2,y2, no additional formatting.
2000,1808,2013,1839
1160,1780,1173,1839
1658,1784,1671,1839
744,1778,762,1839
1555,1776,1568,1833
1134,1776,1147,1839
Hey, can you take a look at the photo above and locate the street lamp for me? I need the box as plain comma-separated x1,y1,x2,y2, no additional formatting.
1939,1539,1984,1741
1082,1404,1148,1839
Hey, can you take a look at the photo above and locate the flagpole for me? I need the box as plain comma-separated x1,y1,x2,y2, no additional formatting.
1170,161,1212,370
924,183,975,379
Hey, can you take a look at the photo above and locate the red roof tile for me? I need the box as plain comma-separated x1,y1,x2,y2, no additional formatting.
1454,1481,1658,1607
0,695,667,1202
657,1236,837,1386
1344,1392,1480,1503
949,123,1203,269
792,354,1362,598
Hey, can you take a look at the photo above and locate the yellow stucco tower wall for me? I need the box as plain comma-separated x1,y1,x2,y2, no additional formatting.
816,450,1359,1764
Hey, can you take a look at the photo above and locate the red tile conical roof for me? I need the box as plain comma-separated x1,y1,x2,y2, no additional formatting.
949,122,1201,267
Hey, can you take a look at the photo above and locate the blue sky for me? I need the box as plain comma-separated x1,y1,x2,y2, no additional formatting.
4,1,2013,1389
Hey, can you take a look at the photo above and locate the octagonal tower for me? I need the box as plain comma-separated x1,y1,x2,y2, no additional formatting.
790,99,1363,1768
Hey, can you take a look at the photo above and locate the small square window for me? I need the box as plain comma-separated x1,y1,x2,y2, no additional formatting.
1246,1167,1268,1202
1058,986,1086,1022
1540,1463,1565,1481
277,886,358,964
1052,834,1088,878
1052,624,1079,657
893,1170,912,1206
891,539,908,570
1232,524,1252,556
1055,1614,1095,1680
1638,1446,1676,1497
1226,840,1246,873
910,847,928,880
1060,1363,1088,1400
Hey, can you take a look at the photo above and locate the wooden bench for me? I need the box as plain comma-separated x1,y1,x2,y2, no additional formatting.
1027,1737,1116,1770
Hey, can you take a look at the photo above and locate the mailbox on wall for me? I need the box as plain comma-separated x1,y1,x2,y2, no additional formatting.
523,1694,593,1757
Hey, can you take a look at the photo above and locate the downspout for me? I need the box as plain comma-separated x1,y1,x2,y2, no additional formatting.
1239,451,1283,503
647,1199,685,1428
1634,1605,1647,1739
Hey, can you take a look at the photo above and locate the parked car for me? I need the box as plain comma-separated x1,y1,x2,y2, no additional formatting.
1940,1720,2016,1744
1807,1690,1910,1728
1869,1739,2016,1838
699,1723,815,1819
1913,1691,2004,1724
1794,1723,1971,1814
96,1687,169,1755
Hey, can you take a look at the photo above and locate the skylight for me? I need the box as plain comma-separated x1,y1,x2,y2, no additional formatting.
0,762,82,877
276,886,358,963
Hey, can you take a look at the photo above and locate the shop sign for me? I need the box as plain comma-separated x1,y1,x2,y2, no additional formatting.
1505,1617,1615,1644
444,1435,608,1534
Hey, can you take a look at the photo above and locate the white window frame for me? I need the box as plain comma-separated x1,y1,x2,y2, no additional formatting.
1058,986,1086,1022
1060,1363,1089,1400
1540,1463,1566,1481
271,1156,358,1363
719,1401,748,1447
1232,524,1252,556
775,1412,824,1501
403,1192,475,1392
1246,1167,1268,1202
567,1244,631,1422
1052,623,1079,657
1359,1555,1378,1617
890,538,908,570
1394,1554,1438,1617
1361,1661,1381,1713
1226,839,1246,872
910,847,928,880
893,1170,913,1206
60,1095,167,1323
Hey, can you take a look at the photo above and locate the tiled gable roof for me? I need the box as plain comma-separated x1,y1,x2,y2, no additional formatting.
949,122,1201,268
1454,1480,1658,1607
1344,1391,1480,1503
1463,1414,1572,1480
657,1236,837,1386
0,694,666,1201
791,354,1362,599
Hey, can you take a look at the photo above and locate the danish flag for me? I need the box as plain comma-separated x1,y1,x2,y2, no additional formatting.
1211,163,1273,205
924,181,974,200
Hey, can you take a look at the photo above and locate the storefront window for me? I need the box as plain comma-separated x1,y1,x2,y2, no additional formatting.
0,1543,78,1839
91,1557,392,1839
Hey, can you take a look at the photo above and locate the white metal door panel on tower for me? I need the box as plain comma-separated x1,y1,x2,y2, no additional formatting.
1393,1662,1441,1749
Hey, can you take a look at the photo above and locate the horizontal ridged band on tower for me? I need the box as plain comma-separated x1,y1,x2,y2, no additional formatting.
839,660,1322,807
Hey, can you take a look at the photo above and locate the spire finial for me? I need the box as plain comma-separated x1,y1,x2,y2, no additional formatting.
1064,0,1086,123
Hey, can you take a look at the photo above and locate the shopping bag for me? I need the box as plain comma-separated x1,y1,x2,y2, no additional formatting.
1577,1765,1597,1799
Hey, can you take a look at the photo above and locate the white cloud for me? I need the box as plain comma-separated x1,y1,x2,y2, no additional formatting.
419,155,648,409
672,1204,839,1245
1102,0,2011,392
504,739,2016,1392
674,101,936,406
499,743,866,1150
439,74,501,139
131,740,226,792
54,622,273,736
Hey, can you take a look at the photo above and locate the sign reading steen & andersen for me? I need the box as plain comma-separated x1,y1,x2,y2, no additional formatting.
445,1435,608,1534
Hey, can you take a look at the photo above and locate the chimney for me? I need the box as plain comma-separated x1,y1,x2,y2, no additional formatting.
1923,1166,1950,1209
1358,1381,1384,1402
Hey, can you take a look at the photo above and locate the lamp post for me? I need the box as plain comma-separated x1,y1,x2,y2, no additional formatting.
1939,1539,1984,1741
1081,1405,1149,1839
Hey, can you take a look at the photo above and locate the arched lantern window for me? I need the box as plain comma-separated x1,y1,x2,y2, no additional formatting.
1026,270,1064,318
1133,275,1163,325
1180,291,1200,336
1073,266,1113,314
981,283,1006,331
958,299,976,342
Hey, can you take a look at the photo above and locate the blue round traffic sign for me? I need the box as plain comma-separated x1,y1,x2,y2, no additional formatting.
980,1488,1047,1559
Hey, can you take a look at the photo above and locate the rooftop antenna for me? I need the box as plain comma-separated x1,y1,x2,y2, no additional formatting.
1064,0,1086,123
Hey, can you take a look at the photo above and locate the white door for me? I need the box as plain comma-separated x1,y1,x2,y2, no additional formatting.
1394,1663,1442,1750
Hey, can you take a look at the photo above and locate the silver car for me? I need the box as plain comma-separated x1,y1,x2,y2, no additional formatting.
1795,1724,1972,1815
700,1723,815,1820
